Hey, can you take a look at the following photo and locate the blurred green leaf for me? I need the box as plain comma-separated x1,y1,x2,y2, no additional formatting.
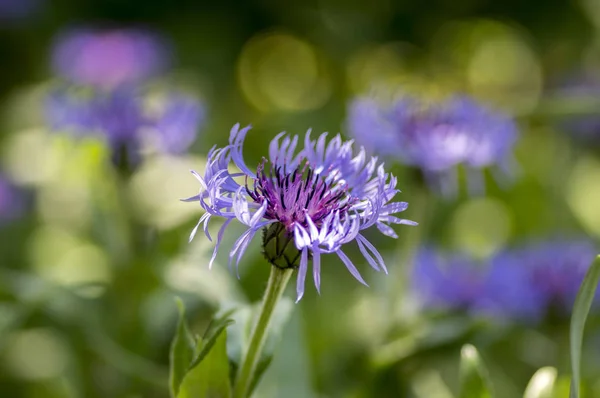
249,297,293,395
227,298,294,395
523,367,557,398
170,298,196,398
189,308,237,369
459,344,493,398
570,255,600,398
178,329,232,398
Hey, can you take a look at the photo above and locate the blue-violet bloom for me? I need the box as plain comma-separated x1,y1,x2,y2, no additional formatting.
507,238,598,312
45,87,204,161
552,72,600,145
51,27,169,87
0,174,24,223
412,239,598,323
412,246,544,322
183,124,417,302
412,247,487,311
348,95,519,196
0,0,43,23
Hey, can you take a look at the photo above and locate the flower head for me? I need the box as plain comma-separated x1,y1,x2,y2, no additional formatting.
412,239,598,323
348,95,518,196
412,247,487,310
183,124,417,302
51,27,169,87
412,246,544,322
0,0,42,23
552,72,600,145
0,174,24,223
45,87,204,164
508,238,598,312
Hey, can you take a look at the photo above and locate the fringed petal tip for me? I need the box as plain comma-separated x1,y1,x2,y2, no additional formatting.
180,195,200,202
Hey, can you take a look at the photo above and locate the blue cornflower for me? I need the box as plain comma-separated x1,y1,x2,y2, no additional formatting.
412,247,488,310
347,95,519,196
507,238,598,313
480,252,547,322
412,247,544,322
51,27,169,88
0,174,24,223
45,87,204,162
412,239,598,323
552,72,600,145
183,124,417,302
0,0,42,23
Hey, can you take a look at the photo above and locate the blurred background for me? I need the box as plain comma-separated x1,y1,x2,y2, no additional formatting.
2,0,600,397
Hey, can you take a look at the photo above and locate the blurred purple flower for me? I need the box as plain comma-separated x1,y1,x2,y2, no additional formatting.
412,247,488,310
412,239,598,323
509,238,598,313
347,95,519,196
0,174,23,223
552,72,600,145
0,0,42,22
182,124,417,302
154,94,205,155
480,252,547,322
45,87,204,161
51,28,170,87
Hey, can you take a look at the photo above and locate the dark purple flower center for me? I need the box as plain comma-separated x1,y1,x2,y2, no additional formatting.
246,158,353,231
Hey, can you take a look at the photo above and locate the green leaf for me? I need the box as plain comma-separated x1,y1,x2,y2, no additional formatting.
570,255,600,398
227,298,294,395
189,308,237,369
249,297,293,395
178,329,232,398
523,367,557,398
458,344,493,398
170,298,196,398
247,355,273,396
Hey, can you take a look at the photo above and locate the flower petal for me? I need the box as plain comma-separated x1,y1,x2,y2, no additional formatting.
296,248,309,303
337,249,368,286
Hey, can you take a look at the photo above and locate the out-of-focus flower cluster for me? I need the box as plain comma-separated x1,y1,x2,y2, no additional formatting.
45,28,205,168
412,238,598,323
0,173,24,223
552,72,600,145
0,0,42,23
347,94,519,197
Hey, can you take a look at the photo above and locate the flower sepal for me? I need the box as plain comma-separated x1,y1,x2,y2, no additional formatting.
262,223,304,269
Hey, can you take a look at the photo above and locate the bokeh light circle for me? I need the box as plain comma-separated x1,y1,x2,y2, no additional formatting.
237,32,331,112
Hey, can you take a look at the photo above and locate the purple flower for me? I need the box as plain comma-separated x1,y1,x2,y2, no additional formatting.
0,0,42,23
51,28,169,87
480,252,547,322
154,95,205,155
182,124,417,302
0,174,24,223
508,238,598,312
552,72,600,145
412,239,598,323
45,87,204,161
347,95,519,196
412,247,487,310
412,247,544,322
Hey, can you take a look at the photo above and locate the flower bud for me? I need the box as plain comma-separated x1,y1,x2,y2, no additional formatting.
262,223,302,269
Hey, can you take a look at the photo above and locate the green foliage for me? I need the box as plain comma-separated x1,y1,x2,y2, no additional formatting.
569,255,600,398
458,344,493,398
169,298,236,398
170,298,195,397
227,297,294,395
178,330,232,398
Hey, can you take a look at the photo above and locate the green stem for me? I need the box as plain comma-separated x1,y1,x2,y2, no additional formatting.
232,266,293,398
